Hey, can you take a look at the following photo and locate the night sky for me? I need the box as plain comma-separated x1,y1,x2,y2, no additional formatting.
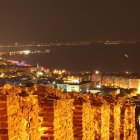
0,0,140,42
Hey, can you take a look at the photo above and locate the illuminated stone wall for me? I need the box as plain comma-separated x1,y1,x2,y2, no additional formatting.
0,95,8,140
54,100,74,140
0,85,40,140
0,85,138,140
7,95,40,140
112,105,121,140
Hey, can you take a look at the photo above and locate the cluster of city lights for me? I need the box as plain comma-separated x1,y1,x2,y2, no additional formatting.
53,69,66,75
7,59,32,67
8,49,50,56
64,76,80,84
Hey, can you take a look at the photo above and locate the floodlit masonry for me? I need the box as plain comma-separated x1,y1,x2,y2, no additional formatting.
0,84,137,140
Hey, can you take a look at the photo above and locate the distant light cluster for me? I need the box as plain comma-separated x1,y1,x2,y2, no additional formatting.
8,59,32,67
9,49,50,56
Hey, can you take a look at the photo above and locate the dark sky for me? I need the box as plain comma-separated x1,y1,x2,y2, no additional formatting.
0,0,140,43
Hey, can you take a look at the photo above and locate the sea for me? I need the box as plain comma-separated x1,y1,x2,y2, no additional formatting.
1,42,140,72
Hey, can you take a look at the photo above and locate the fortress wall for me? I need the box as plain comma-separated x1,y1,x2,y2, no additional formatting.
82,102,95,140
6,95,39,140
0,95,8,140
0,85,138,140
54,100,74,140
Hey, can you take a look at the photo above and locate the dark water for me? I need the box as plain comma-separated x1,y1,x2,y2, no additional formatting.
1,43,140,72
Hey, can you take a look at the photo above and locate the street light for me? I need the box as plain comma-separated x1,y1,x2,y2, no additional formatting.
95,70,99,74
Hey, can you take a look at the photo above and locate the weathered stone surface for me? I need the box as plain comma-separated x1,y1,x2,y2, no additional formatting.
0,84,138,140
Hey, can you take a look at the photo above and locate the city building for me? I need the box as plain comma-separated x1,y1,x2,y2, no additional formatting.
92,74,140,93
57,81,94,93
